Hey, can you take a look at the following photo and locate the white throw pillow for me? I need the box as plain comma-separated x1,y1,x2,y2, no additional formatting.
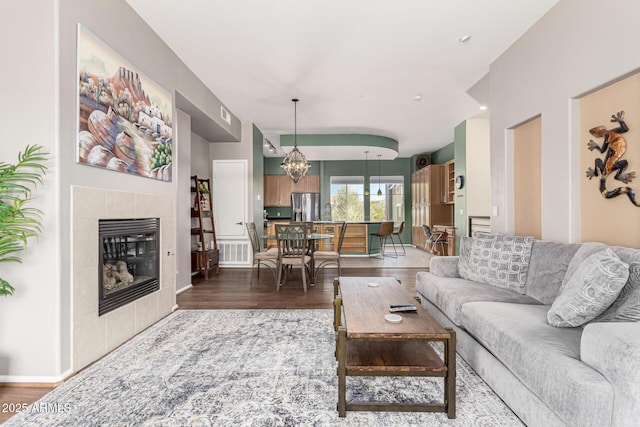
547,248,629,328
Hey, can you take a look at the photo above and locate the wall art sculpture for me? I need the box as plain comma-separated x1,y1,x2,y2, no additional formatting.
586,111,639,206
77,25,172,181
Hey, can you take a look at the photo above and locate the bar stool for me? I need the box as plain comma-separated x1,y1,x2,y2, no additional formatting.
369,221,397,259
391,221,406,256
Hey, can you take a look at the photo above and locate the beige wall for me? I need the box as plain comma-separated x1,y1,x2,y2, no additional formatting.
513,117,542,239
487,0,640,242
466,118,491,216
580,73,640,246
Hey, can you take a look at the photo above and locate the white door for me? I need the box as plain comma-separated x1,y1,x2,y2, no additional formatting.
211,159,247,238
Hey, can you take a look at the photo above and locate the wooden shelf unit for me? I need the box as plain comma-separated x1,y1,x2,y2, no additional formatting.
191,175,219,278
444,160,455,204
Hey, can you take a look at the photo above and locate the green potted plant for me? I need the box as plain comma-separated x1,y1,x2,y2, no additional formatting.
0,145,49,296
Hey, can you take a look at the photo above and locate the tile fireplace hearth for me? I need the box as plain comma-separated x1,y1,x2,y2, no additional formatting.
72,186,175,371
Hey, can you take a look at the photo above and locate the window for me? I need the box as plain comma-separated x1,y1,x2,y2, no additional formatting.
330,176,364,221
370,176,404,222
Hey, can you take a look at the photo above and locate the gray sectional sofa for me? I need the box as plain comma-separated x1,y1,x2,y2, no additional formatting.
415,234,640,427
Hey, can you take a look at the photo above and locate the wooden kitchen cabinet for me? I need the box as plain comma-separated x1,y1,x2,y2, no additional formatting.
264,175,280,206
339,223,367,254
443,160,455,204
264,174,321,207
411,165,453,250
277,175,293,206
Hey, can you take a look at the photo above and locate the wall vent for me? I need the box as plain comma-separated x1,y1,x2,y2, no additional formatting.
218,241,250,265
220,106,231,125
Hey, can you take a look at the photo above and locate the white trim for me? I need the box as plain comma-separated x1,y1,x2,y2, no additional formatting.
53,4,63,377
176,284,193,294
567,98,581,243
0,369,73,385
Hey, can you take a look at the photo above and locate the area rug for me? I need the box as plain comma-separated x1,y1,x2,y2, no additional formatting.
6,310,523,426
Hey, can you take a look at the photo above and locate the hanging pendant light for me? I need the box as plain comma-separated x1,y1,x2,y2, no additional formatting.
364,150,370,196
377,154,383,196
281,98,310,183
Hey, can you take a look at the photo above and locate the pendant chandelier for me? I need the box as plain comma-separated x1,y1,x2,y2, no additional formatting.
377,154,383,196
281,98,310,183
364,150,370,196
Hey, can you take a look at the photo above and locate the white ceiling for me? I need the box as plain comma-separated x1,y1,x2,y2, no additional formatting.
126,0,559,160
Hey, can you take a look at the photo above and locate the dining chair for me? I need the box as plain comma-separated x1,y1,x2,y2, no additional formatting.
368,221,397,259
275,223,312,292
313,222,347,283
289,221,315,254
246,223,279,286
423,224,447,255
391,221,406,256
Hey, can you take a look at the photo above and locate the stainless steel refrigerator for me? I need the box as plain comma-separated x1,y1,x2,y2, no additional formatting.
291,192,320,222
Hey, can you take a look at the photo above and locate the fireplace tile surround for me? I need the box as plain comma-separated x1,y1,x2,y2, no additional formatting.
72,186,175,371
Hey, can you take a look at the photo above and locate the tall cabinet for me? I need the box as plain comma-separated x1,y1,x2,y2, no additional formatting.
411,164,454,252
191,175,219,279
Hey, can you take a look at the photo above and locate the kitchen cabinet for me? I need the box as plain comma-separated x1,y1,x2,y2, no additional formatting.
264,175,280,206
443,160,455,204
264,174,320,207
411,165,453,250
276,175,293,206
339,223,367,254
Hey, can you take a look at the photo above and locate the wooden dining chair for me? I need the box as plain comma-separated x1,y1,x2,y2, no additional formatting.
275,223,312,292
313,222,347,283
246,223,279,286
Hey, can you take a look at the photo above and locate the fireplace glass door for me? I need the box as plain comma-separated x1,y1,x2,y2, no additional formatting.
99,218,159,315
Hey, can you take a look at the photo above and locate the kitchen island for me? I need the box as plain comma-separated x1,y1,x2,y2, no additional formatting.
264,221,401,255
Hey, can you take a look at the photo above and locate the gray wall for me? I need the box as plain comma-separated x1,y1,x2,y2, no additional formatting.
0,0,240,381
487,0,640,241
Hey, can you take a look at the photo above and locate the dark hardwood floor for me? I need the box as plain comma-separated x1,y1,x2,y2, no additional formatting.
178,266,424,309
1,265,426,424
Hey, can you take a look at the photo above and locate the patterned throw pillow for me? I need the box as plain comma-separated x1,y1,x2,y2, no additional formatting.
459,232,535,294
547,248,629,327
457,236,473,279
596,263,640,322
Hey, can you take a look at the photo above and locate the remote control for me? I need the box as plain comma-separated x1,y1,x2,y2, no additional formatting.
389,305,417,312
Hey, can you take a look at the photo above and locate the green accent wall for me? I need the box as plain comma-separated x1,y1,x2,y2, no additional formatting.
409,143,454,175
454,121,467,254
280,134,398,153
430,142,455,165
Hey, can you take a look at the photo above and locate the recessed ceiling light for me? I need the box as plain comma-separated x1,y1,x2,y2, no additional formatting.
479,105,488,110
413,94,423,102
459,34,472,43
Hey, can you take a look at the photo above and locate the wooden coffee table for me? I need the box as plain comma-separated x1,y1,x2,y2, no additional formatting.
333,276,456,418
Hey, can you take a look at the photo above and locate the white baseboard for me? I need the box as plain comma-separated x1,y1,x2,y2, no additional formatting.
176,284,193,295
0,368,73,385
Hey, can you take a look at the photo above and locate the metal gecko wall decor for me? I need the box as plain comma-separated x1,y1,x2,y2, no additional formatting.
586,111,640,207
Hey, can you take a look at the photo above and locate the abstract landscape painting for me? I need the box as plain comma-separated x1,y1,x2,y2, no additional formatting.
77,25,172,181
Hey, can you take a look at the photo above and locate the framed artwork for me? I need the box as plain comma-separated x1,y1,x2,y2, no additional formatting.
77,25,173,181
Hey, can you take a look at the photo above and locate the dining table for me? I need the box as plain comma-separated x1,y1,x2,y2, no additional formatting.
262,233,334,285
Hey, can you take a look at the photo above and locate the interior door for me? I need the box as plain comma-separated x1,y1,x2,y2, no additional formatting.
211,159,247,238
